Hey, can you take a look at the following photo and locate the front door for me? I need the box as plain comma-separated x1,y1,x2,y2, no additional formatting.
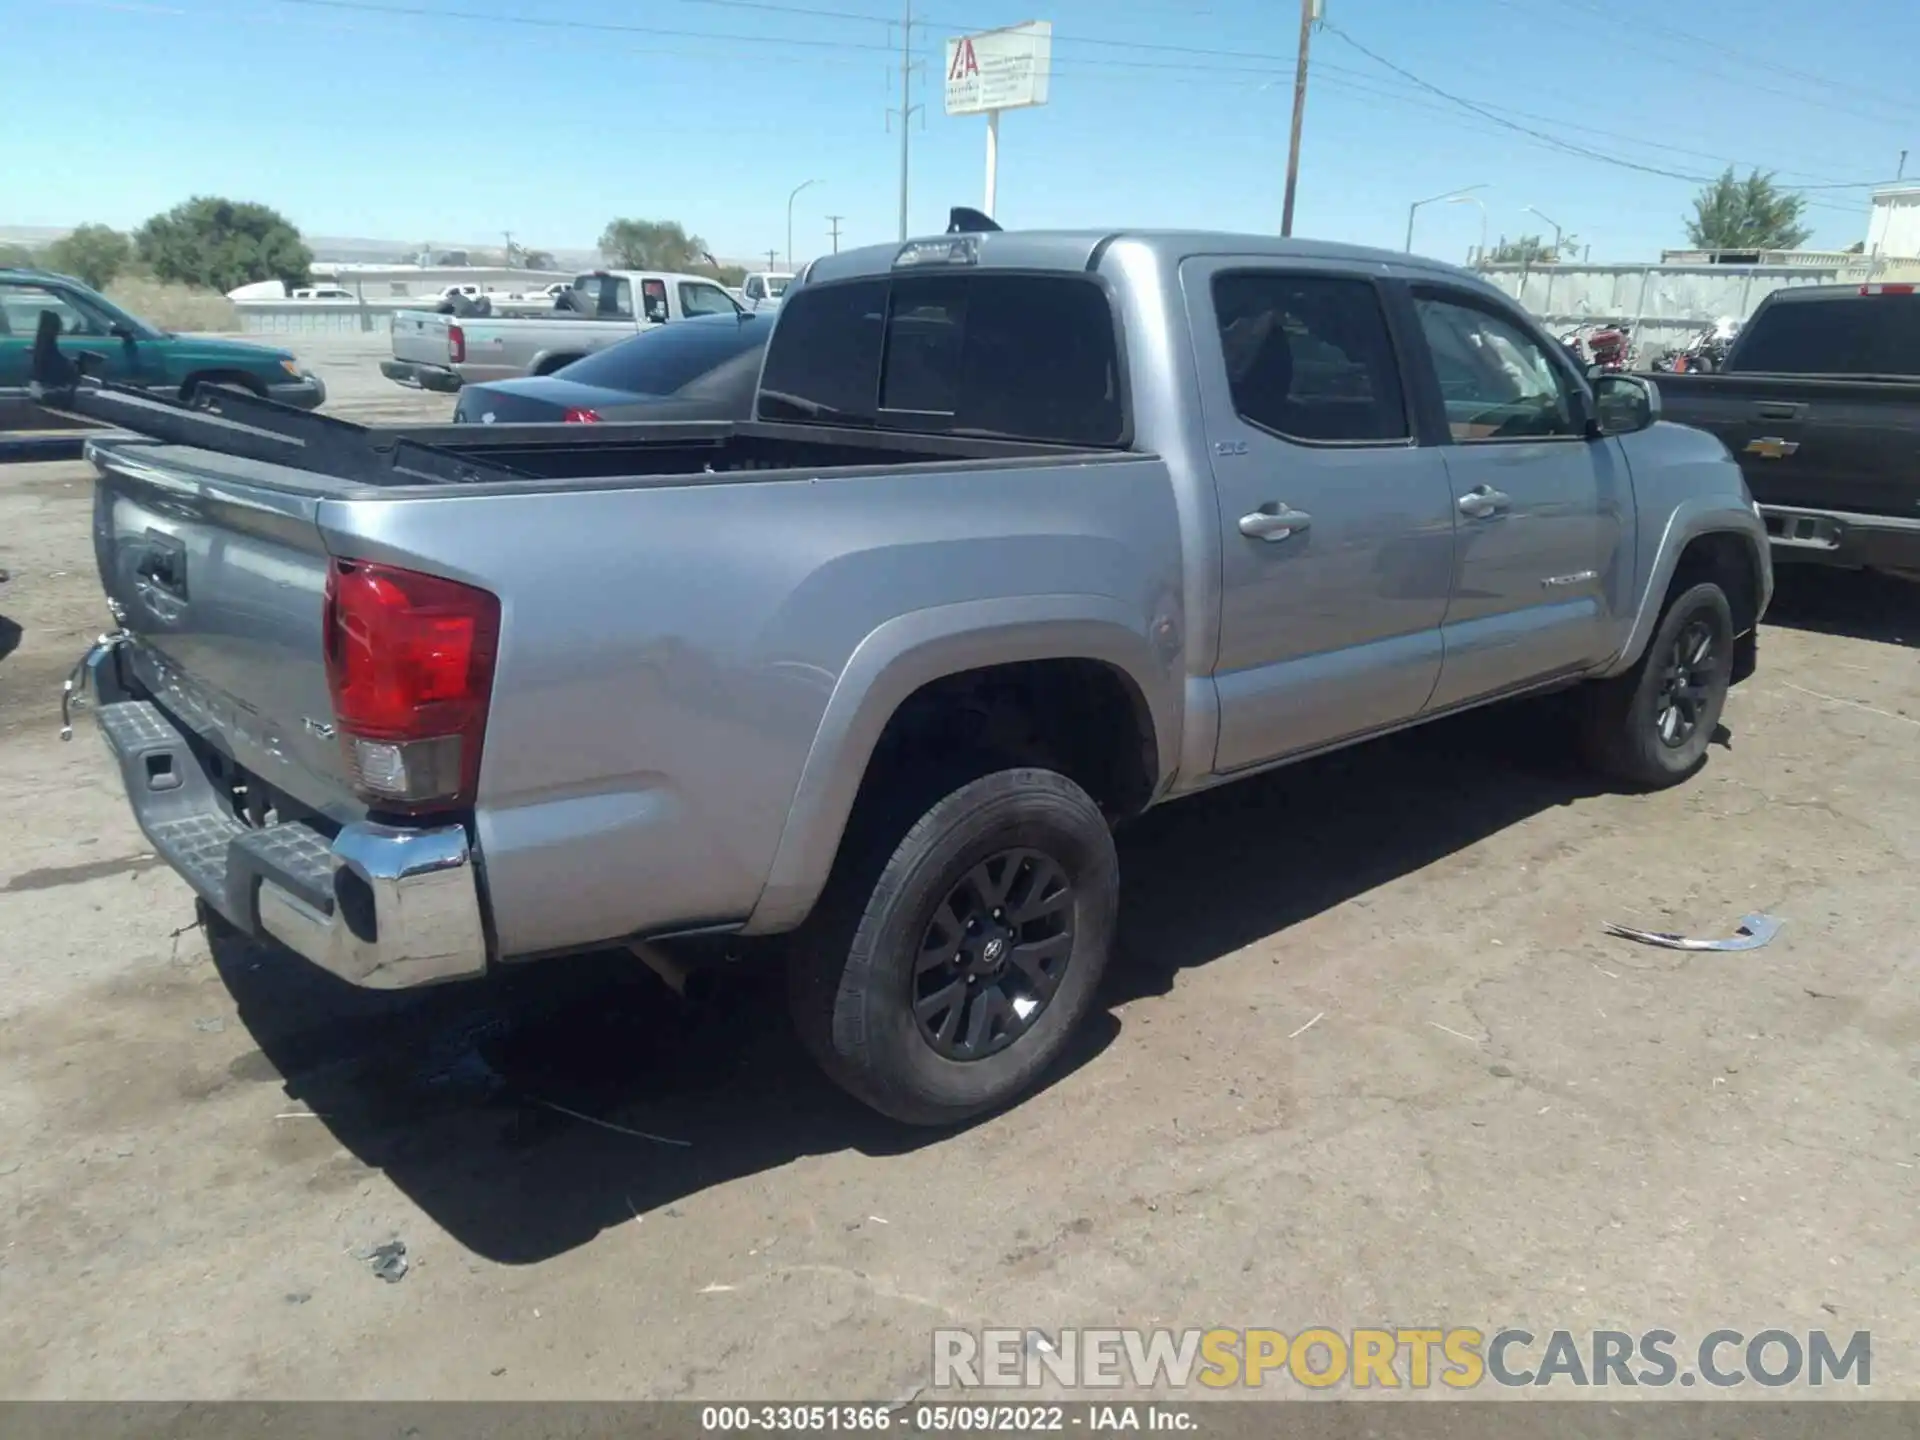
1185,261,1459,772
1406,287,1628,710
0,280,139,427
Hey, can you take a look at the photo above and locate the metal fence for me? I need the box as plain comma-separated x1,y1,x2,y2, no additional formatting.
235,297,556,336
1477,256,1920,363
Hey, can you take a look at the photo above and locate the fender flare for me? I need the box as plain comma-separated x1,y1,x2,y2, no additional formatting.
1601,500,1770,677
741,595,1179,934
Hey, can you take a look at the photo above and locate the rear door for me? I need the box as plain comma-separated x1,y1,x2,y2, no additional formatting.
1183,260,1459,771
1403,285,1629,708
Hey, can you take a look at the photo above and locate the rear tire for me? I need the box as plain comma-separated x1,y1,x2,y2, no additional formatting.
1579,581,1735,788
787,767,1117,1126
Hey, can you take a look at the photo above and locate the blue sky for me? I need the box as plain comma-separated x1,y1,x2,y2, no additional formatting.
2,0,1914,264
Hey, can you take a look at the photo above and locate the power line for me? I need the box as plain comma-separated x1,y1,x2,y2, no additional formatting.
258,0,903,50
1539,0,1920,118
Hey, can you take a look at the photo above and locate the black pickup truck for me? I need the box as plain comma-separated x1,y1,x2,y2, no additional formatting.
1656,283,1920,580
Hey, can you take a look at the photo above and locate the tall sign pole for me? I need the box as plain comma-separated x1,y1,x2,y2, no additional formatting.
944,21,1053,221
985,110,1000,218
1280,0,1320,237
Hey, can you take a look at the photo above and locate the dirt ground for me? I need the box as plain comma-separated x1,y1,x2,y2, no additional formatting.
1,349,1916,1401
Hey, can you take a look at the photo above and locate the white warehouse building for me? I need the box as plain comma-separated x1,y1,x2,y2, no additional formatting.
1866,184,1920,258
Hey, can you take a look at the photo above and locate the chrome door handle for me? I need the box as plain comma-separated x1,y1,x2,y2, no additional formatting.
1239,505,1312,541
1457,485,1511,519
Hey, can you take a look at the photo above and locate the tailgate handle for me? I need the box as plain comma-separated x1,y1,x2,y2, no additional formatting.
1754,401,1805,421
134,531,189,602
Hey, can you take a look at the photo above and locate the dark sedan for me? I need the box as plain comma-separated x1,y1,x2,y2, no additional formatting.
451,311,772,424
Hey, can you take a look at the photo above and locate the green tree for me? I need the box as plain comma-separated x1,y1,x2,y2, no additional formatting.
135,197,313,293
1685,167,1812,251
520,249,557,271
598,217,708,271
1486,233,1577,265
0,242,39,269
43,224,133,289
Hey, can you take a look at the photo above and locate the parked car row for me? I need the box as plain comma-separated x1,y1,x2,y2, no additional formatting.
381,267,748,392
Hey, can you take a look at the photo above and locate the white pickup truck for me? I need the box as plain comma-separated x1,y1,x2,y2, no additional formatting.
381,268,745,392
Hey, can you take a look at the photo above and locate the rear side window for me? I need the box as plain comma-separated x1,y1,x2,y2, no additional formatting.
1211,272,1408,442
559,316,769,395
759,273,1125,446
1733,295,1920,376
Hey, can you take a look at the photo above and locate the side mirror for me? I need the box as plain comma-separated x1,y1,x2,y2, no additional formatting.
110,322,136,341
1591,373,1660,436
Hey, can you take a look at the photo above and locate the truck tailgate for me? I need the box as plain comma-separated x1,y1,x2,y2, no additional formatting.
90,441,362,822
390,310,453,367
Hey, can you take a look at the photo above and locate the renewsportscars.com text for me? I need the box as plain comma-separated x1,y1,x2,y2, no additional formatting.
932,1327,1872,1390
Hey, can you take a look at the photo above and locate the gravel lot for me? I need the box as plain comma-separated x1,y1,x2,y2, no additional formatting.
1,349,1916,1401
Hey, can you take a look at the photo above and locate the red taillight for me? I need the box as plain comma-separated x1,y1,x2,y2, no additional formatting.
1860,283,1915,296
562,407,602,424
323,559,499,813
448,322,466,363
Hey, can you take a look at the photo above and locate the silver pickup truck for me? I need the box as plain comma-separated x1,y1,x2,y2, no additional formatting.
382,268,744,391
46,226,1770,1124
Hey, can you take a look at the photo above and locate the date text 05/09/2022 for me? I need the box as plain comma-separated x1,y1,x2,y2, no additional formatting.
700,1404,1198,1432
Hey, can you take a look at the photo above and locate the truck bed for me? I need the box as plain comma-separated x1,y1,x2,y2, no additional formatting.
62,381,1113,494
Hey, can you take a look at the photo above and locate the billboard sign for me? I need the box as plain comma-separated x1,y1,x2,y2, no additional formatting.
945,20,1053,116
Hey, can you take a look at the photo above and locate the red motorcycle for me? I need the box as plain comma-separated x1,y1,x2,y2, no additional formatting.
1582,323,1632,372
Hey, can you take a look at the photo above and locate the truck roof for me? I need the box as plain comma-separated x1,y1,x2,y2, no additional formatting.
1753,282,1917,304
801,228,1497,290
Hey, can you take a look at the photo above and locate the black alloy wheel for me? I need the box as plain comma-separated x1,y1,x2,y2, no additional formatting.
1654,616,1719,749
912,849,1074,1060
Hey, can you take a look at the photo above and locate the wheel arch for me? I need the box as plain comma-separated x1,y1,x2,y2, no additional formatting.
180,368,268,400
742,597,1180,935
1603,504,1771,678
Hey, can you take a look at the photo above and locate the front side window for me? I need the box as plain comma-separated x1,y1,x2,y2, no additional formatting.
0,282,107,338
1211,272,1409,442
679,282,737,317
1414,294,1578,440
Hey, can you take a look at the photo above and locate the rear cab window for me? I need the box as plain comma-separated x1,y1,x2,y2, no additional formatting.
757,272,1126,447
1733,294,1920,376
1211,272,1409,443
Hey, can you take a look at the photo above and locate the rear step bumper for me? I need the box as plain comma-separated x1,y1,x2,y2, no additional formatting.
1759,504,1920,574
86,646,489,989
379,359,463,393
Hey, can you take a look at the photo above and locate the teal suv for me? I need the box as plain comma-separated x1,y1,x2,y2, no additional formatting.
0,267,324,431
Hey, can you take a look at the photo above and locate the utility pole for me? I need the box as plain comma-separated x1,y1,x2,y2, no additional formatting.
888,0,921,240
764,248,780,270
502,230,517,266
827,215,844,253
1280,0,1318,237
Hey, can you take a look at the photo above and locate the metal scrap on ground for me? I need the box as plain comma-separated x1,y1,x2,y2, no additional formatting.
354,1240,409,1283
1603,913,1783,952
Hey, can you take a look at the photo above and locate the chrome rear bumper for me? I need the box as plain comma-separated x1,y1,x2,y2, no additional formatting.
83,641,489,989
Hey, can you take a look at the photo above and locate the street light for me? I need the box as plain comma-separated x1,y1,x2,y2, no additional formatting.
1523,205,1565,257
786,179,821,270
1447,194,1488,266
1405,183,1487,253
